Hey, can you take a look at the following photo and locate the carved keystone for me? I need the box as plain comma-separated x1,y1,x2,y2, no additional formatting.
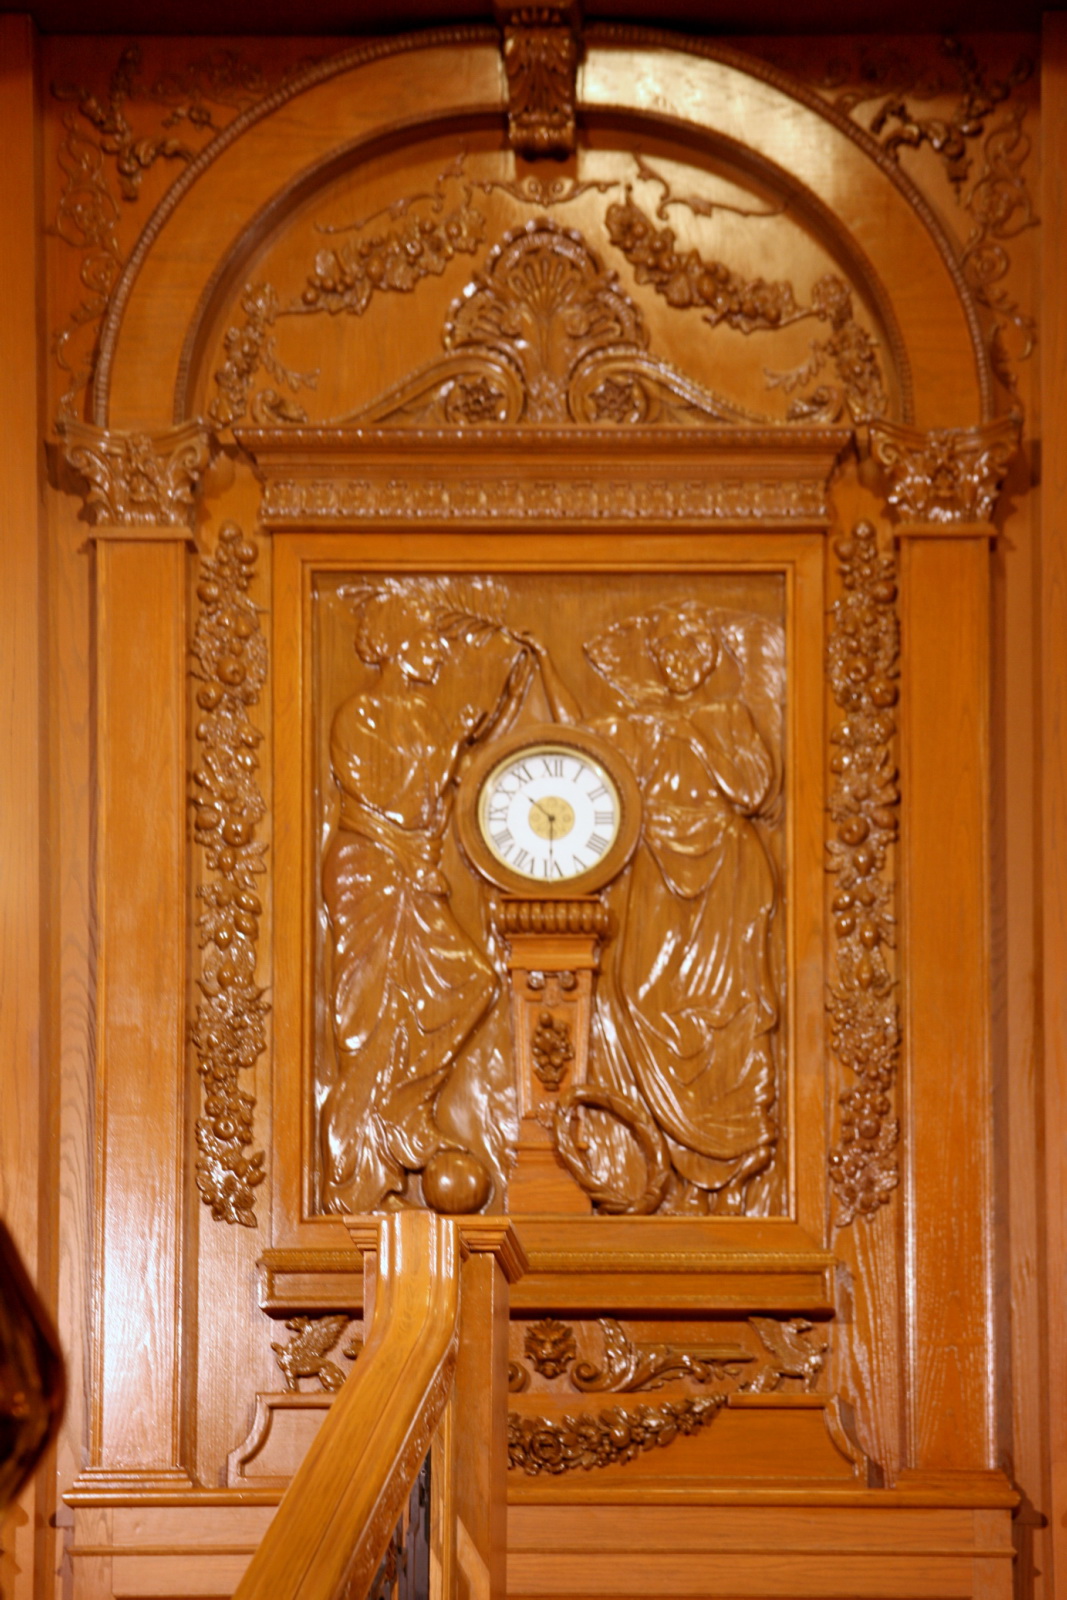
494,1,581,160
869,416,1020,524
60,418,212,530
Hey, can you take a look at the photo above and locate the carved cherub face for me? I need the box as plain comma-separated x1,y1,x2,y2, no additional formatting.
648,622,718,697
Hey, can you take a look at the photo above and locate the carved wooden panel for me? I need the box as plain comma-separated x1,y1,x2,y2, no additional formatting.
311,570,788,1220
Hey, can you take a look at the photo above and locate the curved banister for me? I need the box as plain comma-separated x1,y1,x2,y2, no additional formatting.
234,1211,460,1600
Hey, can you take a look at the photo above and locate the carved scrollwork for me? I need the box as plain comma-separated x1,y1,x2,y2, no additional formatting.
51,44,279,413
870,417,1020,524
605,198,886,423
60,419,210,528
508,1396,725,1474
191,523,268,1227
826,521,900,1226
494,1,581,160
814,37,1036,397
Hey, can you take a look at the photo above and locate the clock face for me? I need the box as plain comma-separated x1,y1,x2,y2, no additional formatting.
477,744,623,883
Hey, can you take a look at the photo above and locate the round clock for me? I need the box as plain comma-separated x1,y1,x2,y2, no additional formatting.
457,723,641,894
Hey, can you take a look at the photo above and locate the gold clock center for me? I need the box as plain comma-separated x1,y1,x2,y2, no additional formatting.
527,795,576,841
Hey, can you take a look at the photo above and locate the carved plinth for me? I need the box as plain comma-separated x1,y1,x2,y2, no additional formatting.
493,896,609,1211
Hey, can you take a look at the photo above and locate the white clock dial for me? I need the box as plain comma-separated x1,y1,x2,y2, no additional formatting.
477,744,622,883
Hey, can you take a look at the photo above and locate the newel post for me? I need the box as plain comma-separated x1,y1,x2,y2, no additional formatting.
62,419,211,1492
347,1214,526,1600
870,416,1019,1476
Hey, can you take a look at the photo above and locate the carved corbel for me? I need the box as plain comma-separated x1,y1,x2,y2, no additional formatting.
869,416,1020,526
493,1,581,160
59,418,212,535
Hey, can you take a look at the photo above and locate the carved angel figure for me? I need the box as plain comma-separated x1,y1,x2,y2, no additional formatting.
319,579,557,1214
584,603,784,1212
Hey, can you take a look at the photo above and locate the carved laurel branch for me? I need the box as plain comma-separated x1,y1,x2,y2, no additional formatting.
826,520,901,1226
191,522,268,1227
508,1396,725,1475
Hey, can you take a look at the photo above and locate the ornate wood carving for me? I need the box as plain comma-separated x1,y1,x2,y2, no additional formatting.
260,468,832,523
191,522,267,1226
60,418,210,527
826,521,900,1225
51,44,278,413
870,416,1020,523
515,1315,826,1394
314,571,789,1220
270,1315,355,1393
605,197,886,424
352,218,764,429
508,1395,724,1474
811,37,1036,397
494,1,581,160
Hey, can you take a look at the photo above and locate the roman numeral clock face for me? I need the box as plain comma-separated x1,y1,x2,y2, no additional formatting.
480,747,619,881
459,727,641,895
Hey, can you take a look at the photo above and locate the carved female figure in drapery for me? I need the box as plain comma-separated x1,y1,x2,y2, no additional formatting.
584,603,784,1213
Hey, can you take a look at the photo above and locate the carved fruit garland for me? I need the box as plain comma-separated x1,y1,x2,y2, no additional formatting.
826,520,901,1225
191,522,268,1226
509,1396,724,1475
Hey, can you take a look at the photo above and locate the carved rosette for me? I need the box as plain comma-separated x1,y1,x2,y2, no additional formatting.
191,522,268,1226
869,416,1020,523
61,418,210,527
826,521,901,1225
494,2,581,159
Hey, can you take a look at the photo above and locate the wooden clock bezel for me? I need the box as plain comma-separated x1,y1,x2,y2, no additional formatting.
455,720,642,896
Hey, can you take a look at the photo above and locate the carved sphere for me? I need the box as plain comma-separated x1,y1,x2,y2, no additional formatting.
422,1150,492,1214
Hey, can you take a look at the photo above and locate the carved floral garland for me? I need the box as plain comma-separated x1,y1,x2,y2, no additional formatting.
190,522,268,1226
826,521,901,1225
508,1396,724,1476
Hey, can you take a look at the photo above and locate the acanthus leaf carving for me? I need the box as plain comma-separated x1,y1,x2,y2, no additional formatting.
507,1395,724,1475
826,520,901,1226
60,419,211,528
191,522,268,1227
870,416,1020,523
494,1,581,160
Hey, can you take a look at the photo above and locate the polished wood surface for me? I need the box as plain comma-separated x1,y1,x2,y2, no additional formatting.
3,19,1059,1600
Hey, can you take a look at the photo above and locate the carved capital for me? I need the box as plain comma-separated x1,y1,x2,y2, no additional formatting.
869,416,1020,524
60,419,212,529
494,1,581,159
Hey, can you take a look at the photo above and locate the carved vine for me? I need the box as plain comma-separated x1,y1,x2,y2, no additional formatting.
191,522,268,1226
210,158,486,430
604,197,886,423
508,1396,724,1475
51,44,279,414
818,37,1036,398
826,520,901,1226
516,1316,826,1395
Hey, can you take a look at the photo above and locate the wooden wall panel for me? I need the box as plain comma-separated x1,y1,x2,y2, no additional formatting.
0,17,50,1599
1039,14,1067,1594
